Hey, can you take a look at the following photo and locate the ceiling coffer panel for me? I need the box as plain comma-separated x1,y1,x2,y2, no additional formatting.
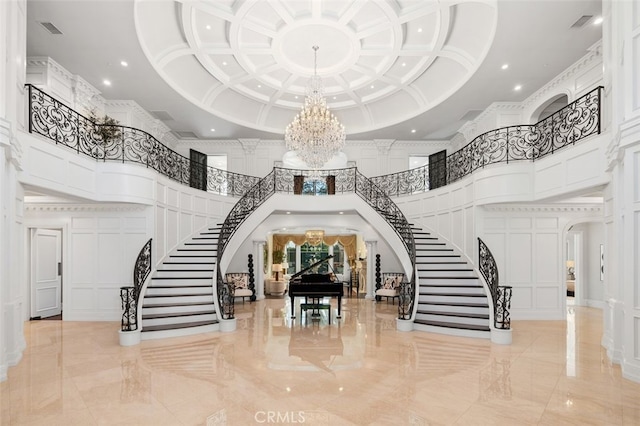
135,0,497,134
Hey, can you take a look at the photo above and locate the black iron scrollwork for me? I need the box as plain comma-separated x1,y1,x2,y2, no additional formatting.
120,238,152,332
371,86,603,197
27,84,259,196
478,238,511,330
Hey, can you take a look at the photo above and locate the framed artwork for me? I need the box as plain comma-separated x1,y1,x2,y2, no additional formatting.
600,244,604,281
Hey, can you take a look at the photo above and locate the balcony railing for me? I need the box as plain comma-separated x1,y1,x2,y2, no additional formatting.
372,86,603,196
26,84,259,197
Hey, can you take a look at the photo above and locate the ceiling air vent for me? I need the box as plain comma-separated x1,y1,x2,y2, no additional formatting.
39,21,63,35
175,131,198,139
571,15,593,28
150,110,174,121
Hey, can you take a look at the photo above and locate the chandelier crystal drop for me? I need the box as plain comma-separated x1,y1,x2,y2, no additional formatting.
285,46,346,169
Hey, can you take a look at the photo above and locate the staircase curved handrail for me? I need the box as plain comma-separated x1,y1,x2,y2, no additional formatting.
371,85,603,196
26,84,259,197
478,237,512,329
216,170,277,319
120,238,152,332
353,170,417,319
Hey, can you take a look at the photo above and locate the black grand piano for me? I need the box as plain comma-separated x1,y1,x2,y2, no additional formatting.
289,254,344,321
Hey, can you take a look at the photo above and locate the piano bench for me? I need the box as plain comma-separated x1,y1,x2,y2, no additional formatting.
300,301,332,324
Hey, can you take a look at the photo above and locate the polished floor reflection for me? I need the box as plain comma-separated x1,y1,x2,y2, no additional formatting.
2,298,640,425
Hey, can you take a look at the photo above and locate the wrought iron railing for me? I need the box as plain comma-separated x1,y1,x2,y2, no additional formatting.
372,86,603,196
120,238,152,332
26,84,259,197
478,238,511,330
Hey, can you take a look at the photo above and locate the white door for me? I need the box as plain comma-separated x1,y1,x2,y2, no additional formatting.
31,229,62,319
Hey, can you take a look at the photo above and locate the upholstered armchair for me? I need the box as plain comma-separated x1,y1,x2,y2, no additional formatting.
375,272,405,304
225,273,252,304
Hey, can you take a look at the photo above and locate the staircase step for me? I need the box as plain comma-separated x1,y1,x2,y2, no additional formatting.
146,285,212,296
420,300,489,308
142,312,218,327
142,319,219,333
160,262,215,270
154,270,214,278
419,277,480,285
143,294,214,304
420,285,485,295
413,319,490,332
143,309,216,320
417,270,476,277
142,301,215,315
417,310,489,320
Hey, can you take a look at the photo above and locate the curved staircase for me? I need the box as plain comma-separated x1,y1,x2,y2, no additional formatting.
140,226,221,340
411,227,491,338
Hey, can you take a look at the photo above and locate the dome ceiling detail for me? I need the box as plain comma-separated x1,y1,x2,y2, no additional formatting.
134,0,498,136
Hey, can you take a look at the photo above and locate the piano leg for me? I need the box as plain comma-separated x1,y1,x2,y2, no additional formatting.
336,295,342,318
290,295,296,319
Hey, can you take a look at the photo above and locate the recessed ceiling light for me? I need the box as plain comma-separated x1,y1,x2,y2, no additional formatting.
514,84,522,91
418,28,422,33
501,64,509,70
370,85,374,89
120,61,128,67
402,62,406,67
103,79,111,86
411,129,416,133
210,128,215,132
333,96,336,100
593,16,603,25
257,84,261,88
206,25,211,30
295,96,298,99
222,61,227,66
339,211,344,214
286,211,291,214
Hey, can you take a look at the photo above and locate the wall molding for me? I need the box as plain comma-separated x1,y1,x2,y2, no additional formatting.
24,203,147,212
484,204,603,213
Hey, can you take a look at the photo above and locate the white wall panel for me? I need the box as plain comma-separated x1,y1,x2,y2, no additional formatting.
68,162,95,192
72,217,94,229
155,206,166,259
29,146,66,184
513,286,533,309
98,217,119,229
537,217,558,229
156,182,166,203
509,233,532,283
536,233,559,283
180,212,192,239
536,287,560,309
71,233,95,283
535,162,563,193
97,233,121,284
166,209,179,250
194,196,206,214
167,187,178,207
451,209,463,249
510,217,531,229
70,287,94,310
125,217,146,230
566,148,602,185
180,192,192,211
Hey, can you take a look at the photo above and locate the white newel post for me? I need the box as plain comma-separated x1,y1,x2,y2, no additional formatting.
254,240,266,300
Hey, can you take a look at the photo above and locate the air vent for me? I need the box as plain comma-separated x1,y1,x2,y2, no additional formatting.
460,110,482,121
571,15,593,28
39,21,63,35
150,110,174,121
175,131,198,139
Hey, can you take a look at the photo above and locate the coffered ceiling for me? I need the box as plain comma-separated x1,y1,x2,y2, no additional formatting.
26,0,602,141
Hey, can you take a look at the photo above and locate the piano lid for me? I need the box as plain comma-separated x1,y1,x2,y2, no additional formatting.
289,254,334,280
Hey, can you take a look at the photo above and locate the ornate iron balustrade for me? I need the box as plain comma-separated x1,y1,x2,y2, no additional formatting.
478,238,511,330
354,169,416,319
26,84,258,197
121,238,152,332
372,86,603,196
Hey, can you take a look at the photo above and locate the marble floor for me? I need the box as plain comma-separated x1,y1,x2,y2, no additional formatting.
2,298,639,425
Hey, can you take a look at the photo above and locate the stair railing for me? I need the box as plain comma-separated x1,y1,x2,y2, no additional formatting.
478,238,512,329
26,84,258,196
372,85,603,196
354,169,416,319
120,238,152,331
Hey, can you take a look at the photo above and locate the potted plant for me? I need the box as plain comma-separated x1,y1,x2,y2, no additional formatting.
84,108,122,157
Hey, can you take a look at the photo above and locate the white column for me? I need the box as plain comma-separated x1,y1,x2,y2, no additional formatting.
253,240,266,300
602,0,640,383
365,240,377,300
0,0,27,382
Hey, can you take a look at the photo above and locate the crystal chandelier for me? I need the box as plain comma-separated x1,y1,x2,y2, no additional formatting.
305,230,325,247
285,46,346,169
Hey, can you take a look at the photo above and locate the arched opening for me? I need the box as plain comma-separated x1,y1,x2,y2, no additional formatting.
531,93,569,123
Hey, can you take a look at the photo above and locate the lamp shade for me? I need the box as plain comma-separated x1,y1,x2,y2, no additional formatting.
272,264,282,272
